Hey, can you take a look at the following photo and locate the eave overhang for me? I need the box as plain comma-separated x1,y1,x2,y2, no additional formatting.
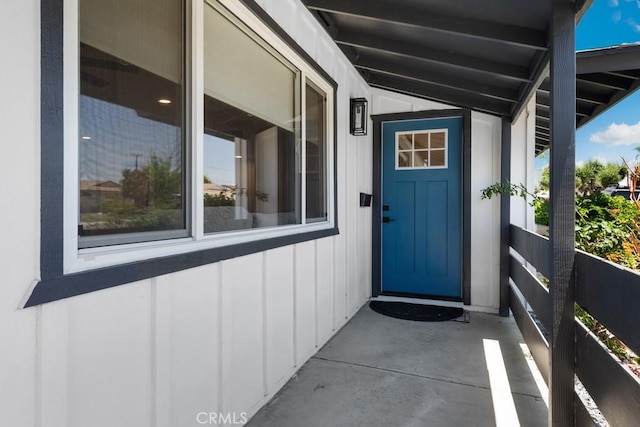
303,0,593,124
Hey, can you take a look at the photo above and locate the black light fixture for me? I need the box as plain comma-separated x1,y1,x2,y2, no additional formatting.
350,98,368,136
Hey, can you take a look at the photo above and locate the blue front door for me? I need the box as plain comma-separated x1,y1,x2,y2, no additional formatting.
381,117,462,298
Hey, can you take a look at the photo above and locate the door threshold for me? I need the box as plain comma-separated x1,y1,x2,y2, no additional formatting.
371,295,464,308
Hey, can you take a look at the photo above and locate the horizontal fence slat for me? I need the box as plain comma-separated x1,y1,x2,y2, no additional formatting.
576,320,640,427
509,254,551,332
510,283,549,384
509,225,550,278
576,250,640,355
574,391,596,427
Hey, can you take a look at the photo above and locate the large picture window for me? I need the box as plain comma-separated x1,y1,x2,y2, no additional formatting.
31,0,337,305
73,0,334,251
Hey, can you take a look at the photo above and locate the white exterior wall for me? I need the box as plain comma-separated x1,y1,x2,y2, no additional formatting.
0,1,372,426
0,1,40,427
510,97,537,231
469,111,502,311
0,1,527,426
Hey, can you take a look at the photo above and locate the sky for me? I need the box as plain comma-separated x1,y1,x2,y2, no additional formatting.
535,0,640,174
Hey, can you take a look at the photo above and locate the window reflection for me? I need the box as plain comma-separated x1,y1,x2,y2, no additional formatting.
78,0,185,247
306,83,327,222
203,3,301,234
203,97,300,233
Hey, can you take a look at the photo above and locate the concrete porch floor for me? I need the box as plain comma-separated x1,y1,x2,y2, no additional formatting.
248,305,548,427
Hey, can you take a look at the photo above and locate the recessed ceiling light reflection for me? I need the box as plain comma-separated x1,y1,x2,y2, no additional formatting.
235,155,243,159
81,136,91,140
158,98,172,105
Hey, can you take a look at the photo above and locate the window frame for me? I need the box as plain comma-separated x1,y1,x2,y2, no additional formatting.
30,0,338,307
304,78,329,223
76,0,191,249
394,129,449,170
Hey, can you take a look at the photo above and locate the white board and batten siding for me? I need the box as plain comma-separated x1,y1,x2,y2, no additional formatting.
0,1,533,426
510,97,538,232
0,1,40,427
1,0,372,426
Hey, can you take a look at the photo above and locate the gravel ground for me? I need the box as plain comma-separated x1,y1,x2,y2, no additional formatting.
575,377,609,427
528,310,609,426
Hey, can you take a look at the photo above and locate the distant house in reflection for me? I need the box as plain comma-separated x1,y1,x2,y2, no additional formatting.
204,182,237,197
79,180,121,213
203,181,225,196
80,180,121,193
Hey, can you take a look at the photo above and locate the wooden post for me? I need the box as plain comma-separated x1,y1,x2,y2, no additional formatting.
548,0,576,425
499,117,511,317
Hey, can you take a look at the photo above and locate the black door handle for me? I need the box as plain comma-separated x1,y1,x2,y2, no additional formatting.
382,217,394,223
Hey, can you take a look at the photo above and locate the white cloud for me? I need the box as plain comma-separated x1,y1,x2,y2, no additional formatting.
590,121,640,145
576,160,585,167
613,10,623,22
626,17,640,31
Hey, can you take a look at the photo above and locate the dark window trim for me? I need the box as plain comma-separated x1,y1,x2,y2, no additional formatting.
27,228,338,306
30,0,339,308
370,109,472,305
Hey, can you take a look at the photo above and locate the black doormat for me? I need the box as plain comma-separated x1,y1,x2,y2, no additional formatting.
369,301,464,322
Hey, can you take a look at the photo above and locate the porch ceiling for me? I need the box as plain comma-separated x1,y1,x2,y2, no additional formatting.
303,0,591,121
535,44,640,155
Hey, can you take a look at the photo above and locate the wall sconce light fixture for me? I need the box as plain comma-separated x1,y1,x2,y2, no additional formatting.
350,98,368,136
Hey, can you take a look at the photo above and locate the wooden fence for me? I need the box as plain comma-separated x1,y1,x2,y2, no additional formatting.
509,224,640,426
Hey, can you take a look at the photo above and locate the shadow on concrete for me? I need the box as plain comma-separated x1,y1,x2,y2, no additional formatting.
248,305,548,427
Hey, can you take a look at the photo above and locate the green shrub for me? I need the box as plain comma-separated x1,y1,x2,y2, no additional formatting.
575,193,640,268
529,193,640,267
204,192,235,207
534,198,549,226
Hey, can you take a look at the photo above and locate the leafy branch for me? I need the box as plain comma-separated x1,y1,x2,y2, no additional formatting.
480,181,537,206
